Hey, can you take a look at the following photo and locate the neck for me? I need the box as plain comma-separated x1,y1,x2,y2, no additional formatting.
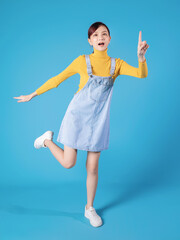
91,47,109,58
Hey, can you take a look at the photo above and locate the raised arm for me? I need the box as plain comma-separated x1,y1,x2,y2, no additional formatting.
119,31,149,78
119,59,148,78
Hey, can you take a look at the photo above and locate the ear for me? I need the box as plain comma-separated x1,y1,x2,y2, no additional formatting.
88,38,92,46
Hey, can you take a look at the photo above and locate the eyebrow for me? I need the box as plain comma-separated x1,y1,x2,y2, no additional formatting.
94,31,108,34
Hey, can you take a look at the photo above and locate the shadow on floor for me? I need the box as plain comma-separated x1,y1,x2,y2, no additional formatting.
0,204,88,225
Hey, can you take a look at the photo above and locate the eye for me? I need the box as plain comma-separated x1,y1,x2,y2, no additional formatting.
93,33,107,37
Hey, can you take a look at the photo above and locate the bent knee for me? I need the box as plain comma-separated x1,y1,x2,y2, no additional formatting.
65,159,77,169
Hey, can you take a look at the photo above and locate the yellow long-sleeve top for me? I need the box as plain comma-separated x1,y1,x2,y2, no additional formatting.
35,47,148,96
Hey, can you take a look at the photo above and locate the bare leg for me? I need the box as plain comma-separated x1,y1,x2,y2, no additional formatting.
85,151,101,209
44,139,77,169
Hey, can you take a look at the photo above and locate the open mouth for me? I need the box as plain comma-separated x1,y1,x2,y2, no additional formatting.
98,42,105,46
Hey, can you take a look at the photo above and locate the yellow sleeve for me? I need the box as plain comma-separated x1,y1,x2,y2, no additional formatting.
119,59,148,78
35,55,82,95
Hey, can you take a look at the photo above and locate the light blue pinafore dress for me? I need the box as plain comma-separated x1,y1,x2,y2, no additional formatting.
57,55,116,152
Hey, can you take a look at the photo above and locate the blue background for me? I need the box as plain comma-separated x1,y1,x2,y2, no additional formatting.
1,0,180,239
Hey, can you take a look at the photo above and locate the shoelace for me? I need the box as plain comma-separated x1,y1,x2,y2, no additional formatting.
89,207,98,216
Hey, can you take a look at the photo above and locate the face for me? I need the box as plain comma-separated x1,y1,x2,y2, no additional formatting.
88,25,111,51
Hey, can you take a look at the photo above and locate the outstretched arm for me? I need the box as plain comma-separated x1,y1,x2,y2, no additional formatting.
13,56,82,103
35,55,82,96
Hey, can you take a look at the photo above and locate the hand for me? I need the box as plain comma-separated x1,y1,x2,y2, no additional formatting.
13,94,33,103
137,31,149,61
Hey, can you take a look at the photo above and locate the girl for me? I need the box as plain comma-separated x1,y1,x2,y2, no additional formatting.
13,22,149,228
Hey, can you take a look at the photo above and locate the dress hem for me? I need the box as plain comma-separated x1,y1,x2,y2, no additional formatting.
56,138,108,152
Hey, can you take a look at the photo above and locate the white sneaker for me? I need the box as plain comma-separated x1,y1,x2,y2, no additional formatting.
84,205,103,227
34,131,54,149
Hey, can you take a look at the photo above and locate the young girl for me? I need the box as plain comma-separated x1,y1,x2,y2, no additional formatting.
13,22,149,228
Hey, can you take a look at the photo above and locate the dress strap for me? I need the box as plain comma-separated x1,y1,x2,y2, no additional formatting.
85,54,116,77
85,55,93,76
110,57,116,76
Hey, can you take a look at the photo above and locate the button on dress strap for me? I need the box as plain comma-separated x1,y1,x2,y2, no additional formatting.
85,55,93,76
110,57,116,76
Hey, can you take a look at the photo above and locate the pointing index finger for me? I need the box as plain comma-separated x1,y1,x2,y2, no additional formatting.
138,31,142,43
